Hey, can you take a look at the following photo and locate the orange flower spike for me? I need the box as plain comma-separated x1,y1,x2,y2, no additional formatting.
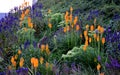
97,63,101,71
90,25,94,31
21,13,25,20
12,61,16,67
33,58,39,68
18,50,22,55
102,37,105,44
40,57,44,64
28,17,31,23
84,30,88,37
63,27,67,33
83,45,87,51
25,9,30,15
41,44,45,52
100,27,104,33
30,23,33,28
76,25,80,31
66,26,70,31
97,35,100,42
74,16,78,25
99,72,104,75
89,37,92,43
31,57,35,65
94,33,97,39
45,62,49,69
85,40,88,46
97,25,101,31
48,23,52,29
85,36,88,41
70,14,72,23
11,56,15,63
19,57,24,67
65,11,69,16
86,24,89,30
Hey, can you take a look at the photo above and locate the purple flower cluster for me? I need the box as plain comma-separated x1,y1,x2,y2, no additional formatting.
30,2,43,19
87,10,100,20
16,68,28,75
52,63,81,75
106,57,120,69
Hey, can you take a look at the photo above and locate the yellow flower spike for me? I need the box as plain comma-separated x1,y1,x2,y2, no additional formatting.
18,50,22,55
14,54,18,60
80,34,82,38
8,65,12,70
48,23,52,29
41,44,45,52
40,57,44,64
20,57,24,62
23,27,28,31
71,24,74,28
46,49,50,55
102,37,105,44
94,58,97,62
83,45,87,51
20,21,22,27
70,7,73,13
90,25,94,31
94,18,96,25
33,58,39,68
46,44,49,51
45,62,49,69
76,25,80,31
50,63,53,70
48,9,51,14
97,36,99,41
97,63,101,71
89,37,92,43
86,24,89,30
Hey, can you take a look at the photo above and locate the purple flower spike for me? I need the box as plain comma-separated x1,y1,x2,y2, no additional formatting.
97,55,101,61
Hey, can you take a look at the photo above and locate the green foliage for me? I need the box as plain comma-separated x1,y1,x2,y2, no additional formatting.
50,13,64,26
17,28,36,44
62,45,98,68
